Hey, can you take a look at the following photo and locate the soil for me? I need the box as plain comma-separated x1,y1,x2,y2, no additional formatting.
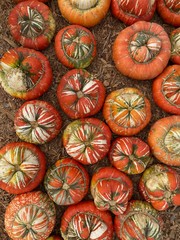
0,0,179,239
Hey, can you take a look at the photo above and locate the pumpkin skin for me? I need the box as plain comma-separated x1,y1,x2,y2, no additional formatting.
108,137,152,175
91,167,133,215
54,25,97,69
63,118,112,165
170,27,180,64
103,88,152,136
152,65,180,115
0,142,46,194
14,100,62,144
44,158,89,205
60,200,113,240
14,0,48,3
5,191,56,240
114,200,163,240
57,0,111,28
112,21,171,80
111,0,156,25
139,164,180,211
57,69,106,119
148,115,180,166
0,47,52,100
157,0,180,27
8,0,55,50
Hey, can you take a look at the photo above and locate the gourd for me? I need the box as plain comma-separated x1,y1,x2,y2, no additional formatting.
170,27,180,64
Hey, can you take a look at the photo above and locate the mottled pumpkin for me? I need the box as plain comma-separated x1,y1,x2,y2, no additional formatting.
57,0,111,27
148,115,180,166
9,0,55,50
109,137,152,174
139,164,180,211
14,100,62,144
103,88,151,136
152,65,180,115
14,0,48,2
0,142,46,194
5,191,56,240
55,25,97,69
60,200,113,240
114,200,163,240
44,158,89,205
0,47,52,100
91,167,133,215
57,69,105,119
113,21,171,80
170,27,180,64
111,0,156,25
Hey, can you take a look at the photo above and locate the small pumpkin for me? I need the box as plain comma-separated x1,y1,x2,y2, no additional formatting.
91,166,133,215
57,0,111,28
103,87,151,136
0,47,52,100
57,68,105,119
5,191,56,240
60,200,113,240
114,200,163,240
112,21,171,80
14,100,62,144
0,142,46,194
44,158,89,205
148,115,180,166
157,0,180,27
170,27,180,64
139,164,180,211
63,118,112,165
14,0,48,2
152,65,180,115
55,25,97,69
9,0,55,50
111,0,156,25
108,137,152,174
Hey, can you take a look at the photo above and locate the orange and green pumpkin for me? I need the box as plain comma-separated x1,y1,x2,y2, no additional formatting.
170,27,180,64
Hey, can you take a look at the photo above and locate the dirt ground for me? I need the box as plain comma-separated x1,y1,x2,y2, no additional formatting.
0,0,180,239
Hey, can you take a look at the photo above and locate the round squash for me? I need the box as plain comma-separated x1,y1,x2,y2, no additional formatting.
170,27,180,64
14,0,48,3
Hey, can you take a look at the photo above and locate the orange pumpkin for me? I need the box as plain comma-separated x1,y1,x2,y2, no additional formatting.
103,87,151,136
170,27,180,64
14,0,48,3
112,21,171,80
57,0,111,28
148,115,180,166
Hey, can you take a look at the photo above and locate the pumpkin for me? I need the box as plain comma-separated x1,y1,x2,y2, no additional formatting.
91,166,133,215
57,0,111,28
5,191,56,240
157,0,180,27
44,158,89,205
112,21,171,80
14,100,62,144
46,236,62,240
62,118,112,165
108,137,152,175
148,115,180,166
139,164,180,211
60,200,113,240
111,0,156,25
0,142,46,194
57,68,106,119
152,65,180,115
114,200,163,240
8,0,55,50
14,0,48,3
54,25,97,69
170,27,180,64
103,87,151,136
0,47,52,100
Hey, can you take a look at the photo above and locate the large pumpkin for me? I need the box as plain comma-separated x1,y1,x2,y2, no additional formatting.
0,142,46,194
0,47,52,100
8,0,55,50
57,68,105,119
112,21,171,80
103,87,151,136
60,200,113,240
139,164,180,211
91,166,133,215
5,191,56,240
170,27,180,64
